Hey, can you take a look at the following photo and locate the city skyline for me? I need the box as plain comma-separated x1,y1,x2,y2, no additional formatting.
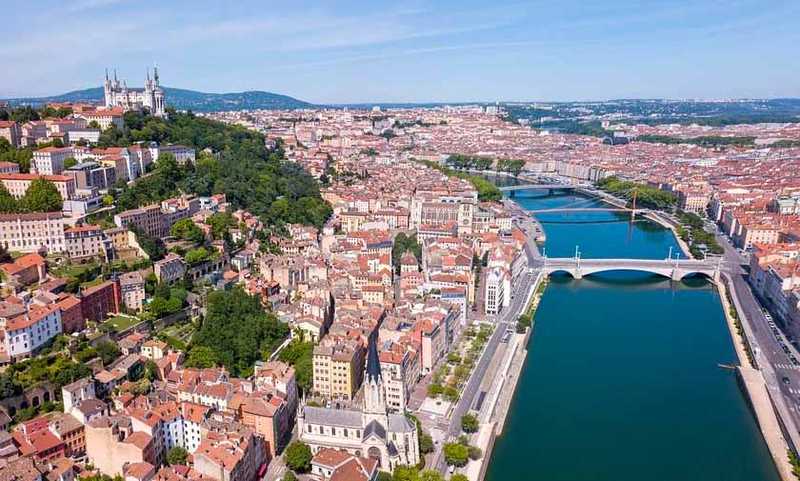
5,0,800,103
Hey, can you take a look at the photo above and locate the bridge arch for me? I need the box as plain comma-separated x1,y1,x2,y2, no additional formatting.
676,270,716,281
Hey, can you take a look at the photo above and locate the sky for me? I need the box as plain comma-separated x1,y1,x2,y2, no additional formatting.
4,0,800,103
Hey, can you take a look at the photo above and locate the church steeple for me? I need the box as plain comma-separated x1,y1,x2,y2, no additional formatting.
364,335,386,415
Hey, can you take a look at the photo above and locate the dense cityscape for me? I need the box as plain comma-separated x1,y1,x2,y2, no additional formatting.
1,43,800,481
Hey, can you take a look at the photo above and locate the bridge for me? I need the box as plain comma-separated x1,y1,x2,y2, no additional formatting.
499,183,582,192
538,257,721,281
527,207,640,214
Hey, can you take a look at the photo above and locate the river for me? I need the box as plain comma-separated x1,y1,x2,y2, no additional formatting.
485,190,780,481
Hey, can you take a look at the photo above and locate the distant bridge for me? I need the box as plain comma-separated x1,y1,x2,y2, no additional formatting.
538,257,721,281
527,207,641,214
499,184,582,192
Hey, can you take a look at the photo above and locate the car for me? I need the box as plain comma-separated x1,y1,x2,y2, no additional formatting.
783,377,791,385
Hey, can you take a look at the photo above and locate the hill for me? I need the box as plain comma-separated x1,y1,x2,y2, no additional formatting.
3,87,313,111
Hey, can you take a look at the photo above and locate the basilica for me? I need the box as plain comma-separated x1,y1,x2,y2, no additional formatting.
103,67,166,117
297,336,420,470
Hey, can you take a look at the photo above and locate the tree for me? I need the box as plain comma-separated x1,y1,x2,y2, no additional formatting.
185,346,219,369
95,341,121,365
191,287,288,376
418,471,443,481
277,340,313,392
376,472,392,481
281,472,297,481
184,247,211,265
419,432,434,454
170,218,205,244
451,475,469,481
284,441,312,473
143,359,159,381
461,413,479,434
64,157,78,169
0,183,17,213
443,442,470,467
468,445,482,460
20,177,62,212
167,446,188,465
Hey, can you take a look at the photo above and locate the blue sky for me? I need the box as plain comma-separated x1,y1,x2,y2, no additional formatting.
4,0,800,103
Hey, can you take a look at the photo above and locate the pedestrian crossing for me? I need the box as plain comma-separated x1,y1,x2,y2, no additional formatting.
775,363,800,371
788,387,800,397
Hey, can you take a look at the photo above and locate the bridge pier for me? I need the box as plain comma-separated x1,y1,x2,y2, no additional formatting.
671,268,682,282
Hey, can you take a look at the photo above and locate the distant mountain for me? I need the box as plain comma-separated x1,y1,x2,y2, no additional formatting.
2,86,314,111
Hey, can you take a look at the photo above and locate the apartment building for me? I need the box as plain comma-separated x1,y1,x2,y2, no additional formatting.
312,338,365,400
0,212,66,254
32,147,72,175
154,253,187,283
64,224,111,260
0,304,62,360
0,120,21,148
0,173,76,200
118,271,146,311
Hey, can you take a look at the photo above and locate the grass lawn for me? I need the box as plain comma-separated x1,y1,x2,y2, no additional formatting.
103,315,142,332
52,261,100,279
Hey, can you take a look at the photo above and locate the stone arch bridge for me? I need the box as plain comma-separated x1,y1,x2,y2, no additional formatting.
540,257,721,281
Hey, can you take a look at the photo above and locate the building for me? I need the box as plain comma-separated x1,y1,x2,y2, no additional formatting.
677,190,710,214
154,253,187,284
74,109,124,131
118,272,146,311
193,428,266,481
298,337,420,471
32,147,72,175
85,415,157,477
158,145,196,165
104,68,166,118
0,252,47,286
312,338,365,401
310,448,379,481
0,173,76,200
484,267,510,315
65,224,111,261
0,305,62,360
0,162,20,174
0,212,66,253
79,280,121,322
0,121,21,148
115,196,199,239
64,161,117,190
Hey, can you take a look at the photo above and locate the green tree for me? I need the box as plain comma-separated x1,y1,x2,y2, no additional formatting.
95,341,121,365
0,183,18,213
443,442,470,467
20,177,62,212
170,218,205,244
284,441,312,473
64,157,78,169
277,340,313,393
167,446,188,465
185,346,219,369
191,287,288,376
451,475,469,481
184,247,211,265
418,471,443,481
460,413,479,434
281,472,297,481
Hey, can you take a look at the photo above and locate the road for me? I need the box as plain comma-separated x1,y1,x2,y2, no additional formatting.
428,207,542,473
716,232,800,451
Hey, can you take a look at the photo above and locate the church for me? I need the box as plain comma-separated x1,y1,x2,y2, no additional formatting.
103,67,166,117
297,336,420,471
